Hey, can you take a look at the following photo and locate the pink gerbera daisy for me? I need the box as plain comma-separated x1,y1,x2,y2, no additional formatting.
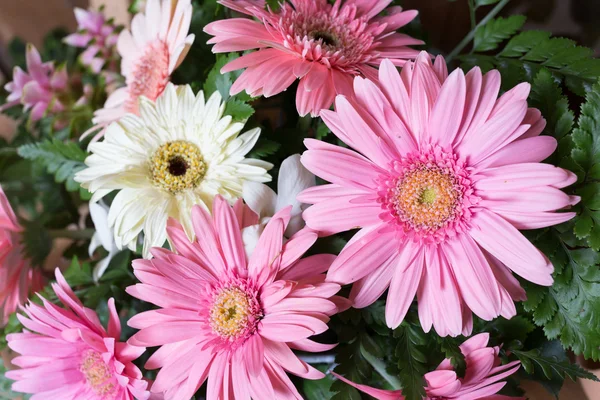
0,187,44,327
204,0,422,117
6,269,150,399
85,0,195,141
333,333,523,400
126,196,342,399
299,53,579,336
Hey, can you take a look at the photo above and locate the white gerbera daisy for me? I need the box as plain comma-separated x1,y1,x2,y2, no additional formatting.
75,83,272,257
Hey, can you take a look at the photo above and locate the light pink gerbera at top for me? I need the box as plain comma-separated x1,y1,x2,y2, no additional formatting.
333,333,523,400
85,0,195,142
204,0,422,117
6,269,150,400
300,53,579,337
0,187,44,327
126,196,343,399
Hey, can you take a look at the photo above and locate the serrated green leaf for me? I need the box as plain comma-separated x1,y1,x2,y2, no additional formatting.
203,53,250,102
63,256,94,287
247,138,281,158
17,139,88,197
499,30,551,57
393,322,427,400
473,16,526,52
224,98,254,121
514,341,599,382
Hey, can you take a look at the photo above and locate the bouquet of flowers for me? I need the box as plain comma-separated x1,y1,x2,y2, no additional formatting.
0,0,599,399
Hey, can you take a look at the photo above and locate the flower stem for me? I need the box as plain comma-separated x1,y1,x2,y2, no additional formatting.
446,0,511,63
360,343,402,390
48,228,95,240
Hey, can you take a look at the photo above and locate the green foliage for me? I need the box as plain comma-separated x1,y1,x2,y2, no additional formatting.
473,16,526,52
248,138,281,159
17,139,90,199
524,229,600,360
393,320,428,400
21,220,51,267
203,53,250,103
514,341,599,383
303,366,336,400
460,23,600,95
571,81,600,249
475,0,501,5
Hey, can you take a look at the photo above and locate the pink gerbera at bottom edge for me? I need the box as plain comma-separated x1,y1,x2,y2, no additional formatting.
126,195,344,399
6,269,151,400
333,333,523,400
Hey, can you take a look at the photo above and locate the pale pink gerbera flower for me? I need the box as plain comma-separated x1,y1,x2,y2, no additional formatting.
64,7,120,73
300,53,579,337
204,0,422,117
6,269,150,399
127,196,342,399
85,0,195,141
334,333,523,400
0,44,67,122
0,187,44,327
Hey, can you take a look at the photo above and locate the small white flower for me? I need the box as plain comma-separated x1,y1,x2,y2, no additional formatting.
88,202,119,282
242,154,315,256
75,83,272,257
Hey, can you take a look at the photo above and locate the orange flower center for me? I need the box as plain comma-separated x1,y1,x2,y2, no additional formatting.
209,287,261,341
126,40,170,114
394,166,461,231
80,350,117,398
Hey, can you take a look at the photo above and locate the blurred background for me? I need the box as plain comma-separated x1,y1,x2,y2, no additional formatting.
0,0,599,398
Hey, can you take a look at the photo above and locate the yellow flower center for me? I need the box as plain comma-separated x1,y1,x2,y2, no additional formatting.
209,287,259,340
80,350,116,397
395,166,460,231
150,140,206,193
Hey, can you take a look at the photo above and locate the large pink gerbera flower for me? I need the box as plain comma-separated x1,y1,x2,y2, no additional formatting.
204,0,422,117
0,187,44,327
85,0,195,141
300,53,579,336
6,269,150,399
126,196,342,399
333,333,523,400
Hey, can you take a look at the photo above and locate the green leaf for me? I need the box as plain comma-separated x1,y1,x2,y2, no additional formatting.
248,138,281,158
460,26,600,96
473,16,526,53
525,230,600,360
224,98,255,122
203,53,250,102
475,0,501,5
570,80,600,249
393,322,428,400
17,139,88,198
303,366,336,400
63,256,94,287
514,341,599,382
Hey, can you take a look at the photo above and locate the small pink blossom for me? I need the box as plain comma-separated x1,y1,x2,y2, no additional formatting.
205,0,422,117
126,196,344,399
64,7,120,73
1,44,68,122
300,53,579,336
6,269,151,399
0,187,44,327
334,333,523,400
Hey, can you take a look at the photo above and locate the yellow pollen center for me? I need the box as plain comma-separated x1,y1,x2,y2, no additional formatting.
150,140,206,193
396,167,460,230
80,350,116,397
209,287,255,340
